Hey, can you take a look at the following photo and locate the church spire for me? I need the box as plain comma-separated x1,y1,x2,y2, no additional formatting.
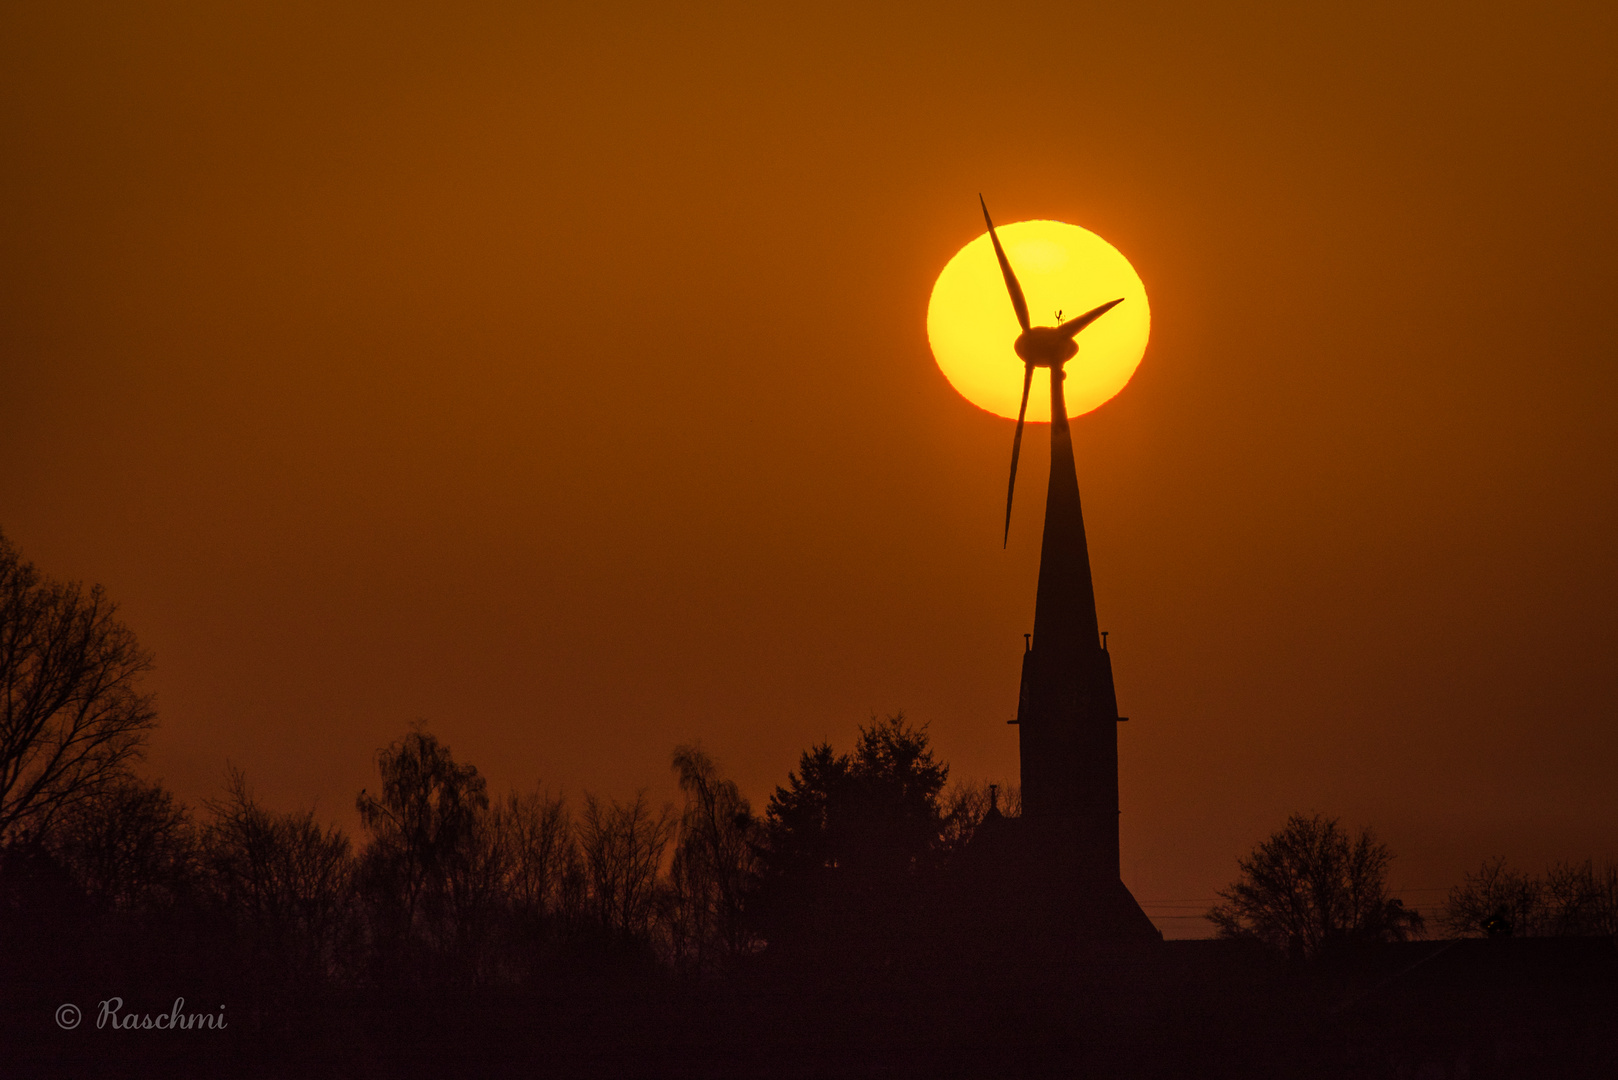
1002,355,1158,943
1031,367,1102,654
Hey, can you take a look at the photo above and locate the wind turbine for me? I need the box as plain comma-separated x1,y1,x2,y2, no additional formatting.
979,195,1124,547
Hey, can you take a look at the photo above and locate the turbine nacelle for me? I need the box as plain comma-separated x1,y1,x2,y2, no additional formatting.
1014,326,1081,367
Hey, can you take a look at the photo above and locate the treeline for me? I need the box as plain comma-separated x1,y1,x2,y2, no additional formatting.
1443,856,1618,939
5,720,1011,995
0,529,1021,998
1203,812,1618,959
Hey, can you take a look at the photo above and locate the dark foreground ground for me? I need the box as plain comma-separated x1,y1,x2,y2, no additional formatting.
5,937,1616,1079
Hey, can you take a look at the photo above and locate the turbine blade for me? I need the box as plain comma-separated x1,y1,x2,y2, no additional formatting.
1058,297,1126,339
1003,362,1035,548
980,195,1031,333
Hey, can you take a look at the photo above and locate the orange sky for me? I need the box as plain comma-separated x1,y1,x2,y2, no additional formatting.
3,1,1614,936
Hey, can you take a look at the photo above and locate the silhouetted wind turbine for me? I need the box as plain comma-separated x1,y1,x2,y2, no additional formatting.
980,195,1124,547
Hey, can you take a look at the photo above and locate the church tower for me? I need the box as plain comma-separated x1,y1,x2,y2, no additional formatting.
1010,364,1159,941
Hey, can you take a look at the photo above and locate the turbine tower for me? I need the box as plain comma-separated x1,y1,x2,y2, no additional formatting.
980,197,1159,943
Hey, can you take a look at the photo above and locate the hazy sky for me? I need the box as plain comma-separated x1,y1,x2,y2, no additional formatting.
3,0,1614,935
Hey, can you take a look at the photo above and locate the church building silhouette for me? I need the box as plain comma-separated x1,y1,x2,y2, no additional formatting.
973,360,1161,947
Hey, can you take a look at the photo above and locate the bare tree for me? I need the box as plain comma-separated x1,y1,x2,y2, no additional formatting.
352,729,593,983
1208,812,1424,957
202,766,354,982
48,774,197,913
355,727,488,934
666,745,759,973
439,801,511,981
0,532,157,839
1443,858,1618,938
1543,860,1618,937
578,790,673,944
1441,857,1544,938
495,786,575,925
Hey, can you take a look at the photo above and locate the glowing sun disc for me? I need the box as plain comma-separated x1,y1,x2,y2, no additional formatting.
927,220,1150,421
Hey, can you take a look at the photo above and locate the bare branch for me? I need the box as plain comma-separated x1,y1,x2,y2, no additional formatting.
0,532,156,839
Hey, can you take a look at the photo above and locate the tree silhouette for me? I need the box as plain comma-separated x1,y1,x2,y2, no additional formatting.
355,728,492,980
492,785,579,937
49,773,197,914
0,530,156,840
1443,857,1543,938
1543,860,1618,937
203,766,353,984
841,715,950,875
1443,857,1618,938
1207,812,1424,957
577,790,673,946
753,714,948,960
666,744,759,973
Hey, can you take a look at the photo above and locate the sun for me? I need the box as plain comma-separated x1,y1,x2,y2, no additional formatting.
927,219,1150,421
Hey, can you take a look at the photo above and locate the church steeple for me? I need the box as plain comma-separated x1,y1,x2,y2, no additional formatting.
1012,363,1155,947
1031,367,1102,653
1015,365,1121,842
